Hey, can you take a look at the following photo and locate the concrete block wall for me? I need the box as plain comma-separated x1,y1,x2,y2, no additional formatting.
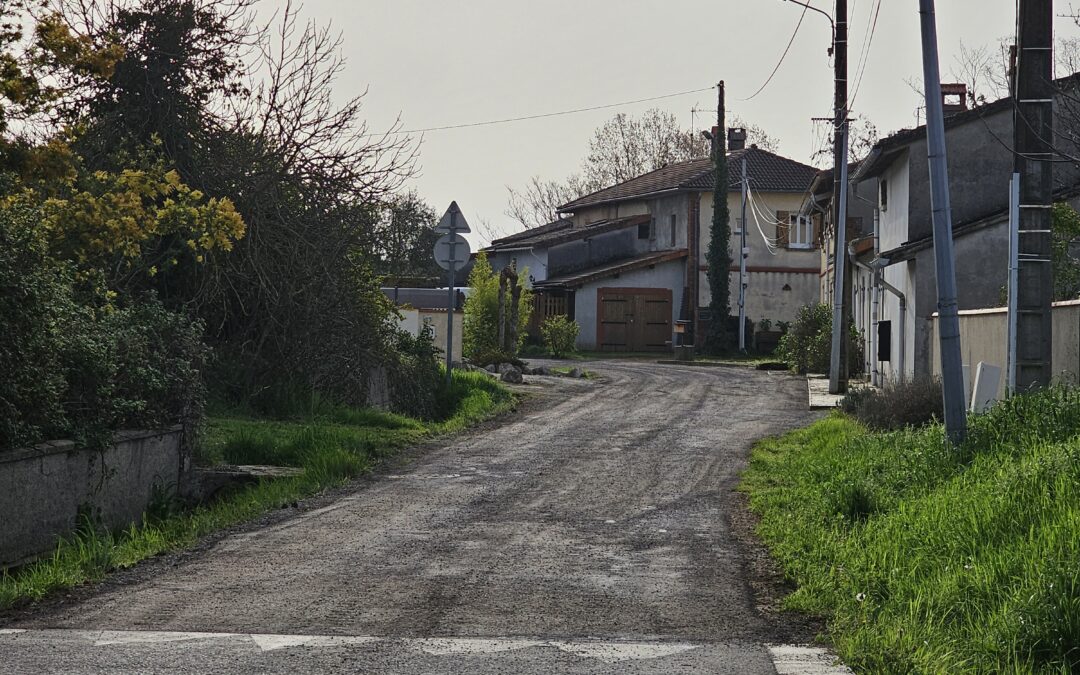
0,427,184,568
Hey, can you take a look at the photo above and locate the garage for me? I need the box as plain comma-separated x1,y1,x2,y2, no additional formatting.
597,287,672,352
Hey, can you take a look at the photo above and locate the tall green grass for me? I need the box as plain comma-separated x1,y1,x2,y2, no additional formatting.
0,371,513,610
743,387,1080,673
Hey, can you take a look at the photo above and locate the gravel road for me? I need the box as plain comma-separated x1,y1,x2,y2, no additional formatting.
1,360,827,673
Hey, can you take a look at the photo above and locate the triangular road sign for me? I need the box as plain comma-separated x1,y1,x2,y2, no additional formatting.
435,201,471,234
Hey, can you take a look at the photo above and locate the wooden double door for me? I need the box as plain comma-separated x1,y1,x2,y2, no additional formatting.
597,287,673,352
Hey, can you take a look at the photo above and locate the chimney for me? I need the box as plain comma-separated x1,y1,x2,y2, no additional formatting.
941,83,968,115
727,127,747,151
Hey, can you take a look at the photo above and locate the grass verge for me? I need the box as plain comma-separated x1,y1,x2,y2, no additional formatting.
0,371,513,610
742,388,1080,673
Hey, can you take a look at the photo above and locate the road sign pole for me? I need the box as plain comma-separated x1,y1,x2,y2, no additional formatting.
446,212,456,385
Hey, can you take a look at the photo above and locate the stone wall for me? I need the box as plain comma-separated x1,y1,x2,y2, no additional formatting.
0,426,184,568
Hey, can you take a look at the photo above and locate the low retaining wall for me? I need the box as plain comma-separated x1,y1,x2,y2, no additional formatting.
0,426,185,568
929,299,1080,398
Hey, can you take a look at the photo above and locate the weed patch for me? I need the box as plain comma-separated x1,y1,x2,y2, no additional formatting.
742,388,1080,673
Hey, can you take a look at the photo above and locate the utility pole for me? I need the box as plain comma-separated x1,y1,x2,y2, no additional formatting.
828,0,850,395
1012,0,1054,391
738,157,748,352
918,0,967,443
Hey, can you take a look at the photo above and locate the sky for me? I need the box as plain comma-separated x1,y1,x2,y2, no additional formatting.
296,0,1079,248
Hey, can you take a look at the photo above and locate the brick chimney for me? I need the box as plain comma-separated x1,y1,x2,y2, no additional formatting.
727,127,747,151
941,83,968,115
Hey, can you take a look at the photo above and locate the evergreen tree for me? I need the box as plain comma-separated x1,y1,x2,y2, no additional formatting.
704,94,732,354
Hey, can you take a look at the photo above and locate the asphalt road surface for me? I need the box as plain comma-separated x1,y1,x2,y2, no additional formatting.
1,360,835,674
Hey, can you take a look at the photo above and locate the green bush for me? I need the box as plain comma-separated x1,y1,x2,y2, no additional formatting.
840,378,943,431
540,315,579,358
776,303,863,375
462,252,532,360
0,203,207,452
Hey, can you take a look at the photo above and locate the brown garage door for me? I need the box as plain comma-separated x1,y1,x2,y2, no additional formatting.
597,287,672,352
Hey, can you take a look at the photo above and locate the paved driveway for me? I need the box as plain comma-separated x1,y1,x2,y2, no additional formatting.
1,361,831,673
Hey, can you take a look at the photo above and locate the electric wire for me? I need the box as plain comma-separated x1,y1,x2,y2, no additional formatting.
848,0,882,109
391,86,715,135
736,1,809,101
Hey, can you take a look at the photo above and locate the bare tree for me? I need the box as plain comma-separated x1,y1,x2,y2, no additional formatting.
730,115,781,153
811,114,879,167
505,175,579,229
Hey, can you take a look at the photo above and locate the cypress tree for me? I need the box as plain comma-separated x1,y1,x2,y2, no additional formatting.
704,83,732,354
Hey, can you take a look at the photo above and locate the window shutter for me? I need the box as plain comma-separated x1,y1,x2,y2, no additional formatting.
776,211,790,247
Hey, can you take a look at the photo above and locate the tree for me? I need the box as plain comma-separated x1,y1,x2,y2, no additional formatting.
811,114,879,167
506,109,783,228
1052,202,1080,301
368,190,442,282
462,252,532,363
703,107,731,354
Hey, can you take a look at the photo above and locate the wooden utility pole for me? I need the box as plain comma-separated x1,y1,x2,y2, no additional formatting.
828,0,850,395
1012,0,1054,390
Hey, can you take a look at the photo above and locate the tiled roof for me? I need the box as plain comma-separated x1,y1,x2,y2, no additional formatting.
484,214,650,252
535,249,688,289
557,147,819,212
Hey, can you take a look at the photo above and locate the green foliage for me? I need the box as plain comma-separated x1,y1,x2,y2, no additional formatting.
541,315,580,358
462,252,532,360
0,371,513,609
703,139,732,354
0,202,206,451
743,387,1080,673
776,303,863,375
840,378,943,431
1052,202,1080,301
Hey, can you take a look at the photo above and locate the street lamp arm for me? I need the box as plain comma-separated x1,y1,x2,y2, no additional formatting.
784,0,836,43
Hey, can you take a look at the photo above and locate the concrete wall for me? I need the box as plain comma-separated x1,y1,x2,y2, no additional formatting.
487,248,549,285
928,300,1080,398
398,307,463,362
0,427,184,567
574,259,685,349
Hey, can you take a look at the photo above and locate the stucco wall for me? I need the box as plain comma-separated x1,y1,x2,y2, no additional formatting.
574,260,686,350
0,428,184,567
486,249,548,285
397,308,463,363
928,300,1080,398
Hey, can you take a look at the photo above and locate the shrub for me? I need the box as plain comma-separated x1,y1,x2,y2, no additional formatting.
462,252,532,360
776,303,864,374
0,202,208,451
840,378,943,431
540,315,579,358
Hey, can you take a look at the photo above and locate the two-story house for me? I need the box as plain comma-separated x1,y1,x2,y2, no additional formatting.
844,78,1080,384
484,131,820,351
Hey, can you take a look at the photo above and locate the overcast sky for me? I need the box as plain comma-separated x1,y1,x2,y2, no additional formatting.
299,1,1078,247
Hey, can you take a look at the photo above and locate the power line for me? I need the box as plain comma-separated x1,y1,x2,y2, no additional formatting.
391,86,715,135
848,0,882,108
737,2,810,101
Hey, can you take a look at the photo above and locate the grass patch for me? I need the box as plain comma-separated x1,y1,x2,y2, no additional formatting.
0,371,514,610
742,388,1080,673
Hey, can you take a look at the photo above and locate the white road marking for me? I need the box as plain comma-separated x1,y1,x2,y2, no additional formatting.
251,634,379,651
768,644,853,674
1,629,702,662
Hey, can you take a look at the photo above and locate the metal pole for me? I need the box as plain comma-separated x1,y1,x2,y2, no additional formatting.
829,125,850,391
446,212,457,385
828,0,850,395
1007,172,1020,394
918,0,967,443
738,158,748,352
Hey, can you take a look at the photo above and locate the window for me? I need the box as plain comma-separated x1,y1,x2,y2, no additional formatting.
788,214,814,249
734,217,744,234
638,221,651,239
669,214,677,246
879,179,888,211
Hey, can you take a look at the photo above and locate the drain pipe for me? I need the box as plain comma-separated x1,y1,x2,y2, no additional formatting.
852,257,906,385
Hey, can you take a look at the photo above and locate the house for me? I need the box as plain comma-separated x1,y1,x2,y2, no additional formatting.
484,131,820,352
837,79,1080,384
